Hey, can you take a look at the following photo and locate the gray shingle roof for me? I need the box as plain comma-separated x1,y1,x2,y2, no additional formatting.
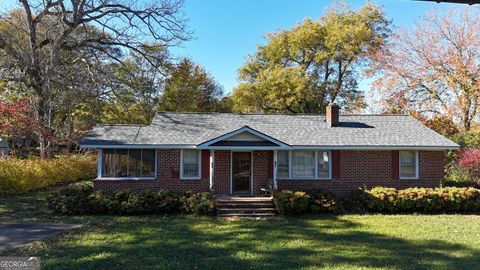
80,112,459,149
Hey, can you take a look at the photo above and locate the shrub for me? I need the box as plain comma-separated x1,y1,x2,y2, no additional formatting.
0,155,96,194
443,180,480,189
307,189,343,214
453,149,480,186
179,191,215,215
347,186,480,213
273,190,311,215
46,184,214,216
341,189,369,213
273,189,343,215
46,182,98,215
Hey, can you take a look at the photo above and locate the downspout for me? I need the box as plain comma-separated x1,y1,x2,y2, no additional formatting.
273,150,278,190
97,149,103,179
209,150,215,191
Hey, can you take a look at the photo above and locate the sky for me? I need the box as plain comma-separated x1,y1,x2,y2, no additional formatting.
171,0,460,94
0,0,465,96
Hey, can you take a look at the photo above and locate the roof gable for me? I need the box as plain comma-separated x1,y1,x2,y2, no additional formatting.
198,126,289,149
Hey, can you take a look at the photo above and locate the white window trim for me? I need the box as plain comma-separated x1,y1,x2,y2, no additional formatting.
97,149,157,180
180,149,202,180
273,150,278,189
399,150,419,180
209,150,215,191
275,150,290,180
275,150,332,180
317,151,332,180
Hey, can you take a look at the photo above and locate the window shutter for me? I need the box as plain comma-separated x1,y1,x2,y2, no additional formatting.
391,150,399,180
332,150,341,179
171,167,180,179
201,150,210,179
267,151,274,179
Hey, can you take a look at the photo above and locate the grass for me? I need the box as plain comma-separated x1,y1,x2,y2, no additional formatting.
1,188,480,269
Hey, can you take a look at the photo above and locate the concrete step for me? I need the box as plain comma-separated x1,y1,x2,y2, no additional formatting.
216,199,273,204
218,207,276,211
215,196,276,218
218,213,276,218
217,209,276,215
216,203,274,208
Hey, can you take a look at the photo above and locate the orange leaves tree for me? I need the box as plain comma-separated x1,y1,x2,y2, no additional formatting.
370,7,480,131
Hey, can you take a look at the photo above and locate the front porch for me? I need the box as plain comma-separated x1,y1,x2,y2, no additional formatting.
210,150,275,196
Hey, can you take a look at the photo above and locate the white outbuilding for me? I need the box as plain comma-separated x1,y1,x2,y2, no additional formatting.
0,139,9,157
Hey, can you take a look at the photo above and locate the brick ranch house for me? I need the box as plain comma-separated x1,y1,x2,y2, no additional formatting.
80,104,459,197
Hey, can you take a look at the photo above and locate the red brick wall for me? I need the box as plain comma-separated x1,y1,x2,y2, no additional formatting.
252,151,271,195
94,149,209,193
94,149,446,197
278,150,445,197
213,150,231,194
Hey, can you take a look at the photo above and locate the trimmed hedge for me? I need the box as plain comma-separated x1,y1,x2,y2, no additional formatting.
346,187,480,213
46,183,215,215
273,189,343,215
0,155,96,194
443,180,480,189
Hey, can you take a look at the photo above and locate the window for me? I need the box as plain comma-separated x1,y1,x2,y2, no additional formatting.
400,150,418,179
101,149,156,178
291,151,316,178
181,149,201,179
277,151,289,178
317,151,331,179
102,149,116,177
142,150,156,177
276,150,331,179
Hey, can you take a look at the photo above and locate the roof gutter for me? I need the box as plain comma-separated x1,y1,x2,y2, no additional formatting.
80,144,198,149
80,144,459,151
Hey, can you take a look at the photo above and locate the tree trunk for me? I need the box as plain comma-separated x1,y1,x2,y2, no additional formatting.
464,114,471,132
37,95,48,158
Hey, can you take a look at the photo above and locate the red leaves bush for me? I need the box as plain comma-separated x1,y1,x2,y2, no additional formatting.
459,149,480,174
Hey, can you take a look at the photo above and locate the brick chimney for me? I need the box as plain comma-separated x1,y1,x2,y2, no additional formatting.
326,103,340,127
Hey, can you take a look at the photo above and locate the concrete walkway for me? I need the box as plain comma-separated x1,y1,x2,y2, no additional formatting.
0,223,82,252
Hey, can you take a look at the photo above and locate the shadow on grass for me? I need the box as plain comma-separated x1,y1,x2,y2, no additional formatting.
4,215,478,270
1,190,478,269
0,189,56,223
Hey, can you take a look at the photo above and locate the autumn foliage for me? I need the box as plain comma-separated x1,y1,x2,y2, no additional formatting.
0,155,96,194
459,149,480,173
370,7,480,131
0,98,37,138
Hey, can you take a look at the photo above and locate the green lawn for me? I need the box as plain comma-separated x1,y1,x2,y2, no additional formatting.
1,188,480,270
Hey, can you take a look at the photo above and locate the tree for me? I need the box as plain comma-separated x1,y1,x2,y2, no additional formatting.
159,59,224,112
231,2,390,113
76,47,171,126
0,0,189,156
369,7,480,131
0,98,52,154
